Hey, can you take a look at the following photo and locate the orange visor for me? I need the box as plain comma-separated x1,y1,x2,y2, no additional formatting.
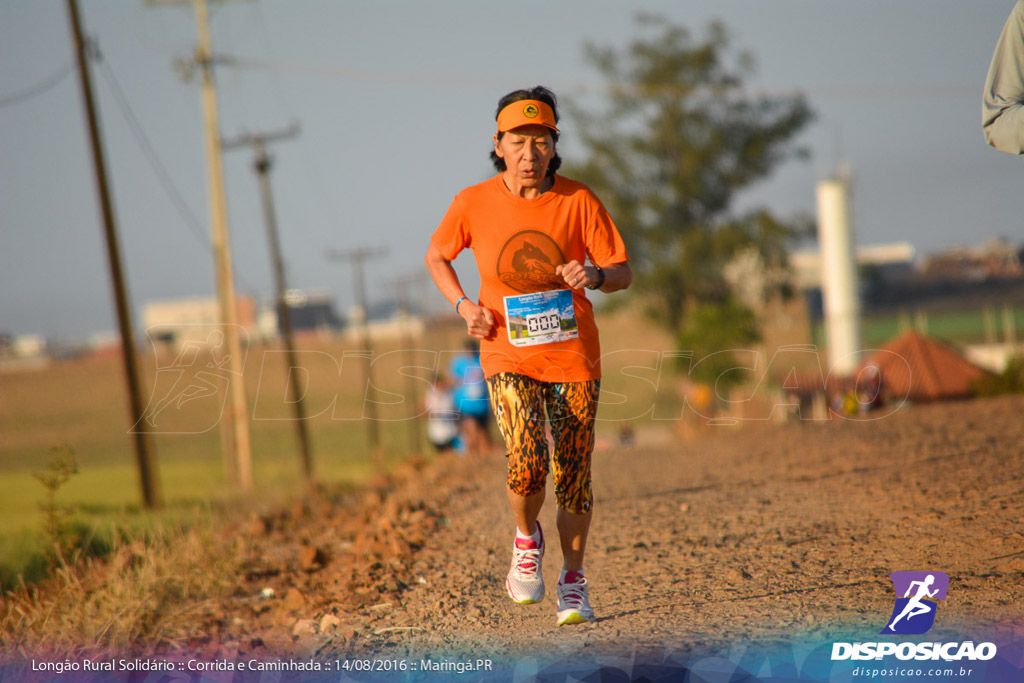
496,100,559,133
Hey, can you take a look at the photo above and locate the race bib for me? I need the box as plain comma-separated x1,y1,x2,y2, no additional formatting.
503,289,578,347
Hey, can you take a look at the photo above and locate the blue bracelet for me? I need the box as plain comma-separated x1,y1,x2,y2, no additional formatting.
455,296,469,313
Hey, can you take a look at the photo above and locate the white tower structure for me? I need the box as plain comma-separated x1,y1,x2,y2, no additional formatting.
815,174,861,375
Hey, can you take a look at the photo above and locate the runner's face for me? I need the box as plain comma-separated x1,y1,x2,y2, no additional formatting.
494,124,555,189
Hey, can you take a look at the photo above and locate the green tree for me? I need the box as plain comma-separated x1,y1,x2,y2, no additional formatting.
567,15,814,386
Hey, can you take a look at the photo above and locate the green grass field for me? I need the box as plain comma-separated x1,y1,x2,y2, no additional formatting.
0,322,470,587
15,303,1011,588
0,311,686,588
811,306,1024,349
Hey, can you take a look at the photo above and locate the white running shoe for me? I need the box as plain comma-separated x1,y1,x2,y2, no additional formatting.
557,573,595,625
506,523,544,604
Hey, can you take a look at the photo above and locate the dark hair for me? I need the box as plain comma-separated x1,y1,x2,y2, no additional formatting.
489,85,562,177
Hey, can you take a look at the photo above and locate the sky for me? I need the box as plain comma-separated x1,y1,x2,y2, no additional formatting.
2,0,1022,342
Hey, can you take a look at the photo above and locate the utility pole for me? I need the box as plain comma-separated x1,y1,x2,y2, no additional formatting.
223,124,313,482
66,0,161,508
148,0,253,490
326,247,388,455
388,274,430,457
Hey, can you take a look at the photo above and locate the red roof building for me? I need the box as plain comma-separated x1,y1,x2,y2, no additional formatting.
860,330,989,402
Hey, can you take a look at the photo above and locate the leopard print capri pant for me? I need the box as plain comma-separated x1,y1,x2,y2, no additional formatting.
485,372,601,514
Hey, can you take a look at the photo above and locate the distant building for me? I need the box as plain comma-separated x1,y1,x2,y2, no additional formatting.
860,330,990,402
344,299,425,342
142,295,258,353
790,241,916,321
10,334,47,358
790,236,1024,357
0,333,50,371
862,239,1024,315
256,289,345,342
789,241,916,291
86,330,123,359
920,237,1022,280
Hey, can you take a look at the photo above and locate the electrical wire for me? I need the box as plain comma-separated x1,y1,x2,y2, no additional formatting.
248,3,371,311
95,53,261,293
223,55,500,91
223,55,979,100
0,62,74,107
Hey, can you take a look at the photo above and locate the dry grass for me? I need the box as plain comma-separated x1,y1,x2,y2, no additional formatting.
0,321,471,586
0,308,688,656
0,322,472,655
0,518,244,658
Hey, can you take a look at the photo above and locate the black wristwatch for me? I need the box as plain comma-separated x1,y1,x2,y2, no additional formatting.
587,264,605,290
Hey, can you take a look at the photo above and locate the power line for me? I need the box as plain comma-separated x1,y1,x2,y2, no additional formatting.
95,54,261,293
96,59,205,241
222,55,980,100
223,55,501,90
248,4,351,267
0,62,74,107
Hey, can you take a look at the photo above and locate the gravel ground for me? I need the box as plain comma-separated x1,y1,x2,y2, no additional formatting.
184,394,1024,670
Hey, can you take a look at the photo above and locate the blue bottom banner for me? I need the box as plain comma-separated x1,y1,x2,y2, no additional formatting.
2,633,1021,683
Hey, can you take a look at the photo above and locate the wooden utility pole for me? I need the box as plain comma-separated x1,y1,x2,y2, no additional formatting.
223,124,313,482
66,0,161,508
388,274,430,457
149,0,253,490
326,247,388,454
195,0,252,490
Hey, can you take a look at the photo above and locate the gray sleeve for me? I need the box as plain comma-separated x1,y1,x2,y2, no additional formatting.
983,0,1024,154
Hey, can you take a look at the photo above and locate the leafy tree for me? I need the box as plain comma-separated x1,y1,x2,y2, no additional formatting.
566,15,814,386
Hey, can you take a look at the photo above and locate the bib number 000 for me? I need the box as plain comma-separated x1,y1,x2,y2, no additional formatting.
527,312,560,335
503,288,578,348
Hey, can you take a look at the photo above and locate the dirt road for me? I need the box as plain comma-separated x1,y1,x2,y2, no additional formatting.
182,392,1024,674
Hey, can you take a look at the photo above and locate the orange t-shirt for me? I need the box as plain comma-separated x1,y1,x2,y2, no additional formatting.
431,174,629,382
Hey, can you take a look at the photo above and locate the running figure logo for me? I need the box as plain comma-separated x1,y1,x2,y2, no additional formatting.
132,326,247,434
880,571,949,635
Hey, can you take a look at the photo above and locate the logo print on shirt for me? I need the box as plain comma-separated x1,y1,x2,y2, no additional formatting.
497,230,565,293
880,571,949,635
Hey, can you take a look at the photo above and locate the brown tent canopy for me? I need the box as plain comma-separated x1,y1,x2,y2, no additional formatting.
859,330,989,402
